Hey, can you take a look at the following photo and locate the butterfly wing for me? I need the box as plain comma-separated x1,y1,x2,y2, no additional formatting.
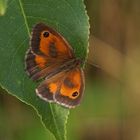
31,23,74,58
36,71,66,102
36,67,85,108
25,48,63,81
25,23,74,81
54,68,85,108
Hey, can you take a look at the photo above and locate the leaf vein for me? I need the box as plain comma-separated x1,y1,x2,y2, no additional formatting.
50,104,63,140
18,0,30,37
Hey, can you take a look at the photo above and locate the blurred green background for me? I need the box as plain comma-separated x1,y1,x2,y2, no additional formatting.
0,0,140,140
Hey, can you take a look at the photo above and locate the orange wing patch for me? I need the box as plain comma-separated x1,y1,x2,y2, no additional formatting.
40,30,72,58
35,55,47,69
49,82,58,94
60,69,81,99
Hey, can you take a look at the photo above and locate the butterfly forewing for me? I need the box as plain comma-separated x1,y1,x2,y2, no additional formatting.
31,23,74,58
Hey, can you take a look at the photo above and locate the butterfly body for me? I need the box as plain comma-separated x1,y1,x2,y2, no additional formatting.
25,23,85,108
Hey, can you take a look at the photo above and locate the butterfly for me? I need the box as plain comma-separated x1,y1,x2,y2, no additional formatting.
25,23,85,108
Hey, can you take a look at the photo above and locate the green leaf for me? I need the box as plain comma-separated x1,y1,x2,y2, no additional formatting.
0,0,8,16
0,0,89,140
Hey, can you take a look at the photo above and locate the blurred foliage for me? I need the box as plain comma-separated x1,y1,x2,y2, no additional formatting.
0,0,8,16
0,0,140,140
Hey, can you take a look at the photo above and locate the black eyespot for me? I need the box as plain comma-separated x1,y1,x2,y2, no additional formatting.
43,31,49,37
72,91,78,97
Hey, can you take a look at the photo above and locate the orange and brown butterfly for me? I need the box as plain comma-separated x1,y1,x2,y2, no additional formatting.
25,23,85,108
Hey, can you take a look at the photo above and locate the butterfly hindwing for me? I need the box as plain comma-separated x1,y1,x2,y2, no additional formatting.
36,67,84,108
54,68,85,108
36,71,66,102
